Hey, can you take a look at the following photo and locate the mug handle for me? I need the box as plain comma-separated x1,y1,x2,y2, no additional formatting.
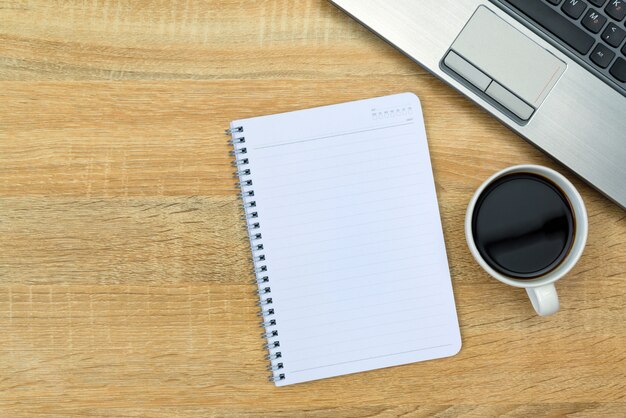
526,284,559,316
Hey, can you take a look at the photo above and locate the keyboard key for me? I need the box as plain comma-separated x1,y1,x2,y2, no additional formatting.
562,0,588,18
582,9,608,32
546,0,562,4
502,0,595,54
605,0,626,21
591,43,616,67
589,0,607,6
602,22,626,46
610,57,626,81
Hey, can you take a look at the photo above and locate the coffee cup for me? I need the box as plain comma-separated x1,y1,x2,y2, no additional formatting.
465,165,588,316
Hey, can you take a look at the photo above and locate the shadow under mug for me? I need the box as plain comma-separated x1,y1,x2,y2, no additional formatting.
465,165,588,316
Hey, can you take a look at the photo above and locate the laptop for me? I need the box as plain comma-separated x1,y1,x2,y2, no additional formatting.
329,0,626,209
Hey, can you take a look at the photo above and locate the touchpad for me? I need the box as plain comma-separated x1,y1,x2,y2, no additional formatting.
444,6,566,121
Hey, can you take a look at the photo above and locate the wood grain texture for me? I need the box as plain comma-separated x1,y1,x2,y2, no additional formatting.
1,1,625,416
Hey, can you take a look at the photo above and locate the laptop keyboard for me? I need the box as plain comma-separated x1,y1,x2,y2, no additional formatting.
500,0,626,96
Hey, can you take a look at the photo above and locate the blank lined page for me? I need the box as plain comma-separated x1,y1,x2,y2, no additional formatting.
232,93,461,386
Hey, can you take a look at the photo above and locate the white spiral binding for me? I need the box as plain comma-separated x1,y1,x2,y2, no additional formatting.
227,126,285,383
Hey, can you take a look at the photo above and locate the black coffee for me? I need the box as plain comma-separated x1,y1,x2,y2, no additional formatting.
472,173,575,279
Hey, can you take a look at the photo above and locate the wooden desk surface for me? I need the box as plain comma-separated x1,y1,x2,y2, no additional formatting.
1,1,625,416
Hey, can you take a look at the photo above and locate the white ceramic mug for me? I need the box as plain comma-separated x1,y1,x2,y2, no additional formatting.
465,165,588,316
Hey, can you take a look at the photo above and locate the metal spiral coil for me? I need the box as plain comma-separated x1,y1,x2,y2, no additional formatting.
253,276,270,285
256,287,271,295
225,127,243,134
228,137,245,145
263,341,280,350
236,179,253,188
262,330,278,339
228,125,285,384
260,319,277,328
231,158,249,167
268,373,285,383
257,308,274,317
267,363,284,372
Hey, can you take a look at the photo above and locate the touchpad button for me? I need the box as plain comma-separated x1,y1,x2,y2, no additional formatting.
450,6,566,109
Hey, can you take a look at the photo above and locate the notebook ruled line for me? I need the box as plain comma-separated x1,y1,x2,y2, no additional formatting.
266,203,427,232
254,121,415,150
282,313,445,353
269,239,437,274
271,253,442,285
275,272,442,305
286,331,451,364
260,188,427,223
250,132,416,171
253,171,422,203
279,305,447,339
309,306,447,333
276,264,436,293
267,226,436,261
275,286,444,315
257,181,424,215
256,158,425,193
279,290,448,323
262,213,418,243
253,150,422,187
289,345,453,374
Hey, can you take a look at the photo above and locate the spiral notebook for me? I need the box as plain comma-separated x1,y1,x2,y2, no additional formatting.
228,93,461,386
